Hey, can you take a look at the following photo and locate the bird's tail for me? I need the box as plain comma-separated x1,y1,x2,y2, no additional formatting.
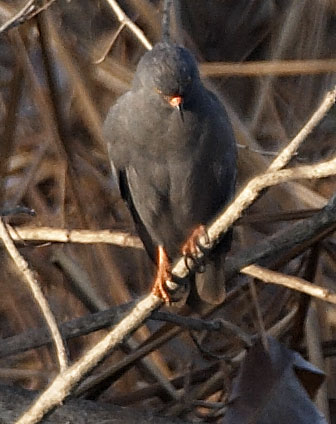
195,255,227,304
161,0,173,42
186,230,233,313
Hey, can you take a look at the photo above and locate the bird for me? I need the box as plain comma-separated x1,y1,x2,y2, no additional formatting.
104,40,237,308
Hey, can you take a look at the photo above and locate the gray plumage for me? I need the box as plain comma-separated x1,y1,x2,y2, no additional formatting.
104,42,237,306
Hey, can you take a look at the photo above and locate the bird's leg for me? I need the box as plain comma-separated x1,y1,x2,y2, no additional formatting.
182,225,209,272
151,245,172,303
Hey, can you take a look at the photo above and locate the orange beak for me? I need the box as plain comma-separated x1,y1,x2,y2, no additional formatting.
168,95,184,121
168,95,182,108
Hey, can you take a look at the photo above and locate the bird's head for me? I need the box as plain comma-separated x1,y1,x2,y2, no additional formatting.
133,42,201,120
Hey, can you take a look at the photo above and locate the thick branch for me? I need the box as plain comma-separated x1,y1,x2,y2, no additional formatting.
226,192,336,278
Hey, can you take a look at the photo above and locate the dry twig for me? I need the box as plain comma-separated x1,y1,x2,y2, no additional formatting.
0,218,68,372
8,226,143,248
15,294,161,424
242,264,336,305
0,0,57,33
200,59,336,77
267,87,336,171
105,0,152,50
174,155,336,279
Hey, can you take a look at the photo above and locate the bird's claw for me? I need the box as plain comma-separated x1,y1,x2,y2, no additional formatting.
182,225,209,273
151,245,172,304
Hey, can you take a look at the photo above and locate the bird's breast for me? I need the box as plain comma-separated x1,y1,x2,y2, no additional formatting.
129,97,204,158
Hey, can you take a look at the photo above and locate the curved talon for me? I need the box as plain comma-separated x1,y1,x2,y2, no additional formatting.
184,252,195,272
151,246,171,304
196,228,210,250
182,225,207,273
184,252,206,273
195,260,206,274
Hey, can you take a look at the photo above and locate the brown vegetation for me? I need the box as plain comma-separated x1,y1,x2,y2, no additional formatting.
0,0,335,422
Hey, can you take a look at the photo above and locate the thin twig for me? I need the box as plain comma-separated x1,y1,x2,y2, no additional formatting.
93,22,126,64
0,0,57,33
267,87,336,171
0,207,35,217
0,0,35,33
306,304,330,422
200,59,336,77
105,0,152,50
161,0,172,41
236,143,279,156
249,280,269,351
242,264,336,304
8,226,143,248
154,313,252,347
0,218,68,372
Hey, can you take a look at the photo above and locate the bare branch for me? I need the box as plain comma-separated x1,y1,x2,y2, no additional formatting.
15,294,161,424
226,193,336,278
200,59,336,77
242,264,336,305
0,0,57,34
267,87,336,171
0,0,35,33
105,0,152,50
173,155,336,279
8,226,143,248
0,219,68,372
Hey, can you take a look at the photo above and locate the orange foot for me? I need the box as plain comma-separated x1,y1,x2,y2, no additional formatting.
182,225,208,271
151,245,172,303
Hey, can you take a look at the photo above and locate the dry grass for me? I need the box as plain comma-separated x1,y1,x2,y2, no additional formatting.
0,0,335,422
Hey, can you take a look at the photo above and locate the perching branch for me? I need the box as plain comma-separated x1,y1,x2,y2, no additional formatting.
173,155,336,279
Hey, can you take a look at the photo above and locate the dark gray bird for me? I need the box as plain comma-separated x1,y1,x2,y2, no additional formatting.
104,41,236,307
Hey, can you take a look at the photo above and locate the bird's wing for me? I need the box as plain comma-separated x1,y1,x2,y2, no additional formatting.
119,169,157,261
103,94,157,261
103,92,133,178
